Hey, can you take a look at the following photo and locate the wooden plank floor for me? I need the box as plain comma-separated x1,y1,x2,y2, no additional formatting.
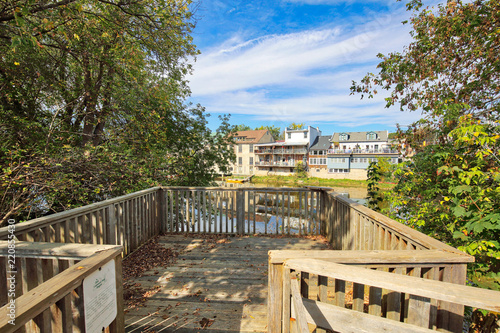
124,234,330,333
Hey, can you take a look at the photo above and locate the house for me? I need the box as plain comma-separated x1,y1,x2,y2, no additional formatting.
308,136,332,178
255,126,321,175
230,130,275,175
327,130,399,180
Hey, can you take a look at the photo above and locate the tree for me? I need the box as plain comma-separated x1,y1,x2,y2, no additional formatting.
255,125,282,140
294,161,307,179
352,1,499,328
235,124,252,131
0,0,235,226
288,122,305,130
351,0,499,122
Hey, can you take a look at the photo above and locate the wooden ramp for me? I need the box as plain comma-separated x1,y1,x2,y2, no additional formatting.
124,234,330,333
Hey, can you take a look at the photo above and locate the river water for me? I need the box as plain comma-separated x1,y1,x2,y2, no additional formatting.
221,181,368,206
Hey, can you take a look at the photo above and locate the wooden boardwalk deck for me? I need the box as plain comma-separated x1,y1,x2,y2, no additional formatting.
124,234,330,333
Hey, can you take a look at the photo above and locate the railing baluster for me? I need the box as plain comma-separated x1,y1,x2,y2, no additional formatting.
335,278,345,307
287,191,291,235
264,191,268,235
353,282,365,312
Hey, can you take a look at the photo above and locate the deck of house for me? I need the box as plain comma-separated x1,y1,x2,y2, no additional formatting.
1,186,499,333
124,235,330,333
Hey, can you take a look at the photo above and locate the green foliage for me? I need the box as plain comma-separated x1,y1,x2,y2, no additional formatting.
366,162,383,211
0,0,235,226
235,124,252,132
353,1,500,327
288,123,305,130
255,125,282,140
351,0,500,119
294,161,307,179
386,115,500,273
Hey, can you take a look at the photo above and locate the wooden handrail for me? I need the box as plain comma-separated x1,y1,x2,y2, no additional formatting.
0,246,123,333
162,186,312,191
284,259,500,313
269,249,474,265
329,192,462,253
268,249,471,333
0,241,122,259
0,187,160,238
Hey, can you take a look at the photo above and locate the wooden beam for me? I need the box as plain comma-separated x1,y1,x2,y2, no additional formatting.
0,187,161,239
284,259,500,312
0,248,122,333
0,241,122,259
290,275,310,333
269,250,474,265
301,298,434,333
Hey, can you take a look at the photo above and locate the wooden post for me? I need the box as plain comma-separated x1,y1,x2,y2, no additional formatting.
236,189,245,235
283,268,292,332
268,262,284,333
109,254,125,333
158,188,166,234
319,190,324,236
107,204,117,245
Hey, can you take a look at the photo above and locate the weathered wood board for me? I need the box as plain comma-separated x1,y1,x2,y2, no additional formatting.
124,235,330,332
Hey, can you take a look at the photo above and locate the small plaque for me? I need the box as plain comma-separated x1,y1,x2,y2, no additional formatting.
83,259,117,333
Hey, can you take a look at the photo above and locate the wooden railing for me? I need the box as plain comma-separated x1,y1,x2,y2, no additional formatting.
316,188,464,254
161,187,322,235
269,187,478,333
0,186,488,333
0,187,161,256
280,258,500,333
0,241,123,333
268,250,475,333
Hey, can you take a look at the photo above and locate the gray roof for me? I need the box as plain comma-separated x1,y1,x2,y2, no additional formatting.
330,130,389,142
310,136,331,150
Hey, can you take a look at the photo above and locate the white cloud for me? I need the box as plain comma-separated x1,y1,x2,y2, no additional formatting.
188,4,418,130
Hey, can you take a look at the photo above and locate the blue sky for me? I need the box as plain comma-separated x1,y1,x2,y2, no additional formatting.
187,0,429,135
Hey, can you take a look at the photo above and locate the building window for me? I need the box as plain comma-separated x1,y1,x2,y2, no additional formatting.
249,144,253,151
328,168,349,173
304,132,307,138
249,157,253,165
309,158,327,165
288,133,291,139
339,133,349,141
367,132,377,140
238,157,242,165
238,144,242,153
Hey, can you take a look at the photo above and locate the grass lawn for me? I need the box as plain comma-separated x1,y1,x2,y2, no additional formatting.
251,175,395,190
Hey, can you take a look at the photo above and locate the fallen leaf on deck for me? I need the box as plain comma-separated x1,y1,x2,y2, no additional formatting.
199,317,215,328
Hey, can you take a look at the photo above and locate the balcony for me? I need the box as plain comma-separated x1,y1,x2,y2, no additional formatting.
255,161,297,167
255,148,308,155
328,148,399,155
